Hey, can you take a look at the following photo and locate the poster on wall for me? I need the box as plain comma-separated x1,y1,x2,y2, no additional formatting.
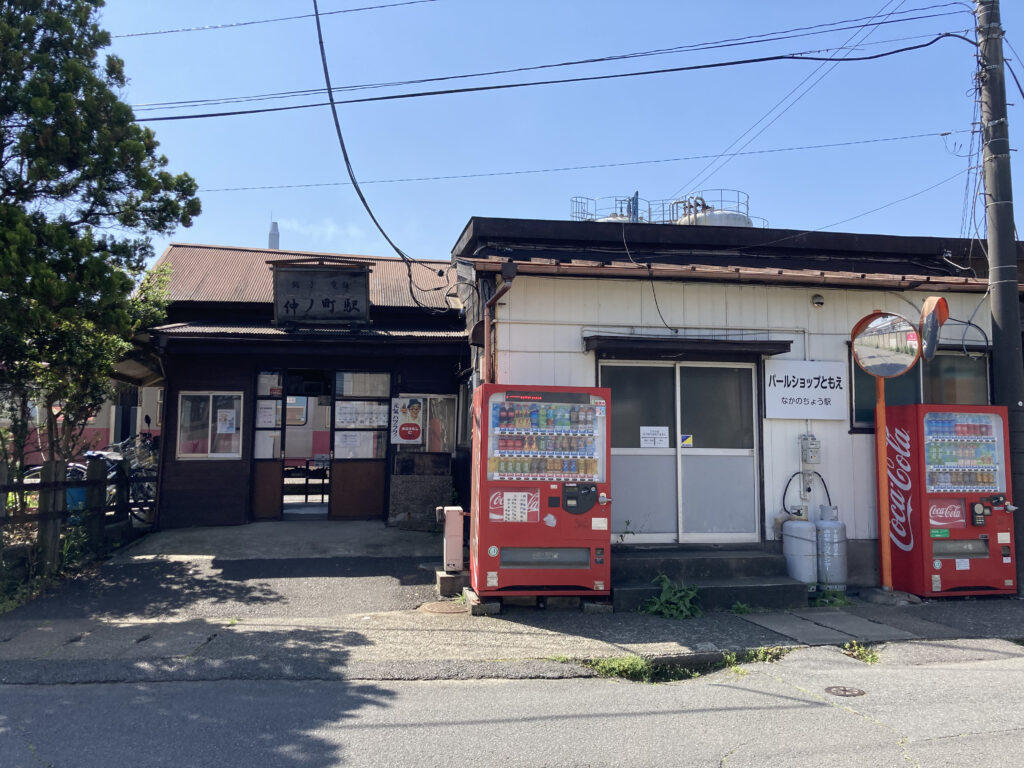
390,397,423,444
764,360,847,420
216,409,237,434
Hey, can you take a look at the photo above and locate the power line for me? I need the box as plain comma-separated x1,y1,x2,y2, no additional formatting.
128,7,968,112
672,0,912,199
112,0,439,39
197,129,970,192
136,34,972,123
311,0,448,314
744,168,970,251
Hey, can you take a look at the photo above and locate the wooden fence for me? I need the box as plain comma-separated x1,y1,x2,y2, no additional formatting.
0,458,154,574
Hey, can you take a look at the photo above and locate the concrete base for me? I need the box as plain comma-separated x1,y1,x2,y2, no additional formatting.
463,587,501,616
582,600,614,614
436,569,468,597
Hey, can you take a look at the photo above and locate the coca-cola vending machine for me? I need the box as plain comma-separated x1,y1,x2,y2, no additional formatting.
469,383,611,597
884,404,1016,596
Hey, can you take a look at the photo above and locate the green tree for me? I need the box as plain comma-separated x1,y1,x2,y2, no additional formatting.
0,0,199,473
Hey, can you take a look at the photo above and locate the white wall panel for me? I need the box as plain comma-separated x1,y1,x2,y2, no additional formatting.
492,273,991,544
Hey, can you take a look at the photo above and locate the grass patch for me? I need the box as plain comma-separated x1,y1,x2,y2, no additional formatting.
583,655,704,683
744,645,790,663
842,640,880,664
581,646,790,684
730,601,752,615
813,588,852,607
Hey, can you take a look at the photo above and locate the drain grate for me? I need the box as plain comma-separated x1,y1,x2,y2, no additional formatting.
825,686,866,697
420,601,468,614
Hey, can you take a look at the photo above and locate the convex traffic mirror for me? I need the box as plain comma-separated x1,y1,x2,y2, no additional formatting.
851,311,921,378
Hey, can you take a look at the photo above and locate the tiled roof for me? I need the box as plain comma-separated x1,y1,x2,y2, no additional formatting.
153,322,466,340
156,243,451,310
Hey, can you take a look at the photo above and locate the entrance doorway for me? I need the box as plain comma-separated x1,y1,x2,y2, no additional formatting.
600,362,760,544
281,370,333,518
251,369,390,521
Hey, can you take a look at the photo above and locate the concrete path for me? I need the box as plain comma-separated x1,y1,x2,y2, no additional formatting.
2,522,1023,684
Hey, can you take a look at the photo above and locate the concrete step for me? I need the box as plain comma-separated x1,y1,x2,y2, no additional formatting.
613,576,810,613
611,549,790,582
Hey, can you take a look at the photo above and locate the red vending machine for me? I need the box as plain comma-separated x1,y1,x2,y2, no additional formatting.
884,404,1016,596
470,384,611,597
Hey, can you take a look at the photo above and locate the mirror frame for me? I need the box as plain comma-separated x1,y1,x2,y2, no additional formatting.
850,311,921,379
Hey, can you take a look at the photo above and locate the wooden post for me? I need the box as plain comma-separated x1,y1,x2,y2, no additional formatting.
85,458,106,553
0,462,7,562
37,460,66,577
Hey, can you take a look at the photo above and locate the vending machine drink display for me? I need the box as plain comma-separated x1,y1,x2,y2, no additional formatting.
470,384,611,597
884,404,1016,596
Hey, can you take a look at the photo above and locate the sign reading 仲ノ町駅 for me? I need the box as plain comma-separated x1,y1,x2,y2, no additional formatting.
271,262,370,324
764,360,847,421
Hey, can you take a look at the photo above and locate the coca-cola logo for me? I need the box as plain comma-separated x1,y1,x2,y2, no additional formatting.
886,426,915,552
928,500,965,528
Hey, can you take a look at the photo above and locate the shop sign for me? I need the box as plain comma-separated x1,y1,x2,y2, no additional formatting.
764,360,847,421
272,264,369,324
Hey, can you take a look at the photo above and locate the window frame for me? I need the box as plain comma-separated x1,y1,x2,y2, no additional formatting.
849,348,990,432
176,391,244,460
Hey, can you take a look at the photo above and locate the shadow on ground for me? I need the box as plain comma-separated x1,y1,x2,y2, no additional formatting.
0,621,396,768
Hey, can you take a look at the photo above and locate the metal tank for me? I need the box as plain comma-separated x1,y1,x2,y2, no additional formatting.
782,518,818,590
815,505,848,593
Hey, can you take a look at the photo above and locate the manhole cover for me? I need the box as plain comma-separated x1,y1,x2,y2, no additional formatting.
825,686,866,697
420,601,468,614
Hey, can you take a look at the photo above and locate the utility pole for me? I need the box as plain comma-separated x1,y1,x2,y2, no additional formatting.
975,0,1024,595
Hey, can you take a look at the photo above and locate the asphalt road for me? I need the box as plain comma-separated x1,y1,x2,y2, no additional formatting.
3,638,1023,768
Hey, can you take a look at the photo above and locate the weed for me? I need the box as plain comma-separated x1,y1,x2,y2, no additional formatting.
744,646,789,663
814,588,852,607
583,655,703,683
842,640,880,664
731,601,752,615
547,655,572,664
641,573,702,620
615,519,636,544
720,650,749,676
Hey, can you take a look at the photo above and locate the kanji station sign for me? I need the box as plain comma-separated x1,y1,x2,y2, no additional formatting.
764,359,847,421
271,262,370,325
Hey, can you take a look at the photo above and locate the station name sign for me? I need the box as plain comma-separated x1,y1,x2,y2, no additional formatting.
271,262,370,325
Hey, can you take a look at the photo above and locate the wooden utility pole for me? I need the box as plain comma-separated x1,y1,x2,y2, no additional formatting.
976,0,1024,595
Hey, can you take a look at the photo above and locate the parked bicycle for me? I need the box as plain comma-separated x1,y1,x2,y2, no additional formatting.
84,431,159,524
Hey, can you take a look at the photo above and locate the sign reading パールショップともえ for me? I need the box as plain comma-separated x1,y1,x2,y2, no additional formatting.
764,360,847,420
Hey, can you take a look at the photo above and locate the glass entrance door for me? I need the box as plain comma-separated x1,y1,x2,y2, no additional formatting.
677,364,759,543
600,361,760,544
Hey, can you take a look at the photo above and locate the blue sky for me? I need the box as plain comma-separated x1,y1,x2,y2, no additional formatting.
97,1,1024,262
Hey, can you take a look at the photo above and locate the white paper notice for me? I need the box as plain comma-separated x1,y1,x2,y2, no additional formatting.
955,558,970,571
998,532,1011,544
502,492,530,522
592,517,608,530
640,426,669,448
256,401,277,428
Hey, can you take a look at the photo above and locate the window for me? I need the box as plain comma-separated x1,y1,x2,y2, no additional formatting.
285,396,308,426
600,364,676,449
851,351,989,429
177,392,243,458
156,387,164,428
334,371,390,459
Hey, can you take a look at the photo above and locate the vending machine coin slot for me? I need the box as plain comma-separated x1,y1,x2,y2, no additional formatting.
563,483,596,515
971,501,987,526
